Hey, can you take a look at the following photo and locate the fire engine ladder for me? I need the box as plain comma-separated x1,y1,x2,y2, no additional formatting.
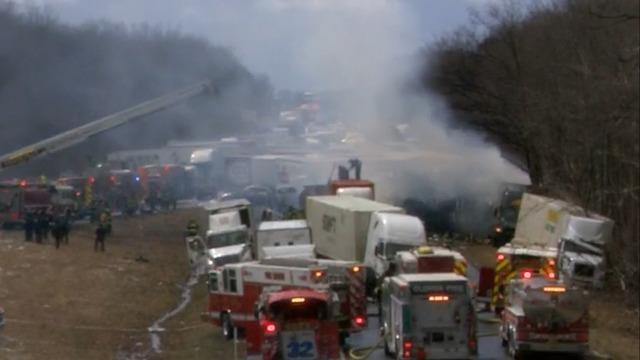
0,79,214,170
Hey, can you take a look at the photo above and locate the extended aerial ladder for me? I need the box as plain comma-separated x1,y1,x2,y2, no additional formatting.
0,79,214,170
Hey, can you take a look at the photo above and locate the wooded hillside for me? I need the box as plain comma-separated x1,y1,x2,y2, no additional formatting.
425,0,639,297
0,2,273,176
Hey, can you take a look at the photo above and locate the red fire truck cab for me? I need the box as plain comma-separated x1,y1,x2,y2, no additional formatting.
247,288,342,360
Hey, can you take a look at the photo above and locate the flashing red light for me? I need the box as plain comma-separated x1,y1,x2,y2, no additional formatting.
354,315,365,327
548,259,556,266
497,253,505,261
19,179,28,187
521,270,533,279
402,340,413,358
263,320,277,335
548,272,556,279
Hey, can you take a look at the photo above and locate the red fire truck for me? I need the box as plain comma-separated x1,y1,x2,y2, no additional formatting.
0,182,52,228
500,276,589,358
491,245,557,314
247,288,342,360
202,258,367,342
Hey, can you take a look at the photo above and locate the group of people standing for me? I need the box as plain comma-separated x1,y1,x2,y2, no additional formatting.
23,207,113,252
24,208,72,249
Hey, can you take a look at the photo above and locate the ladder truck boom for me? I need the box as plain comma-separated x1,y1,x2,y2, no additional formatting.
0,79,214,170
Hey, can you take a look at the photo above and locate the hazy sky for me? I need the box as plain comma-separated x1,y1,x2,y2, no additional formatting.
17,0,491,90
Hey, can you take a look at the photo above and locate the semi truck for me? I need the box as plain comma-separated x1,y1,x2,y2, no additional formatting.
201,199,254,269
500,276,589,358
306,196,429,294
505,193,613,289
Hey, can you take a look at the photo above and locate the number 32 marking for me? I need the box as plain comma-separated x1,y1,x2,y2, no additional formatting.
287,340,314,358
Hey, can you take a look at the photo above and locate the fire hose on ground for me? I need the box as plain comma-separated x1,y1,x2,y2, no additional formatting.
347,335,384,360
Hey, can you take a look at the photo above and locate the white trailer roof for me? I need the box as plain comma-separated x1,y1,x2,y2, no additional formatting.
258,220,308,231
309,195,402,212
396,273,467,283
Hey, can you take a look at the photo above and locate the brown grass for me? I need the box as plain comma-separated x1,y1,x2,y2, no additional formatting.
0,209,234,360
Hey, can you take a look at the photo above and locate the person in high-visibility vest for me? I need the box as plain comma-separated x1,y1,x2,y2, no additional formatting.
100,208,112,236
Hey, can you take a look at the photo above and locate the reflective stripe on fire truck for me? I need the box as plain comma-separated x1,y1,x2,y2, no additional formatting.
491,256,513,307
454,260,467,276
346,266,366,327
206,310,255,322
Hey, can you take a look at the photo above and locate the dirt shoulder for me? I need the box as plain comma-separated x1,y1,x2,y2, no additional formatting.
460,243,640,360
0,209,233,360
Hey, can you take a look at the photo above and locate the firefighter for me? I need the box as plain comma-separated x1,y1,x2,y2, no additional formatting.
186,220,200,237
37,209,50,242
24,210,35,241
62,208,72,244
100,208,112,236
95,224,107,252
52,215,65,249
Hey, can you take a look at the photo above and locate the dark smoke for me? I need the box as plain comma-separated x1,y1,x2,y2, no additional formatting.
0,1,273,178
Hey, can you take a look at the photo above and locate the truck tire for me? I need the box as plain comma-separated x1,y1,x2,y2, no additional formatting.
384,338,393,357
221,313,234,340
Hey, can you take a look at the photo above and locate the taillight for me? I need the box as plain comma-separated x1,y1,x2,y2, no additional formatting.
402,340,412,358
497,253,505,261
263,320,277,335
548,258,556,266
353,315,366,327
547,271,556,279
520,269,533,279
468,338,477,353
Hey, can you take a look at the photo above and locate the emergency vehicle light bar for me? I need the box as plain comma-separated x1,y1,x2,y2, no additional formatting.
291,297,305,304
427,294,450,302
543,286,566,293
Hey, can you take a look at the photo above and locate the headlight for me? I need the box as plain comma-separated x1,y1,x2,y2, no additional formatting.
207,259,213,266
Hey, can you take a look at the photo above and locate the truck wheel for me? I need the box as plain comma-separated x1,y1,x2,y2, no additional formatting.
384,337,393,357
221,313,234,340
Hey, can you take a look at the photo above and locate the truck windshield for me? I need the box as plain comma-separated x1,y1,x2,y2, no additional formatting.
269,299,328,321
501,207,518,227
206,230,248,248
0,190,17,211
574,263,595,277
384,243,417,259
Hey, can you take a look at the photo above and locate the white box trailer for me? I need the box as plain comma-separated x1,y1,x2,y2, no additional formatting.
305,196,403,262
514,193,613,250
